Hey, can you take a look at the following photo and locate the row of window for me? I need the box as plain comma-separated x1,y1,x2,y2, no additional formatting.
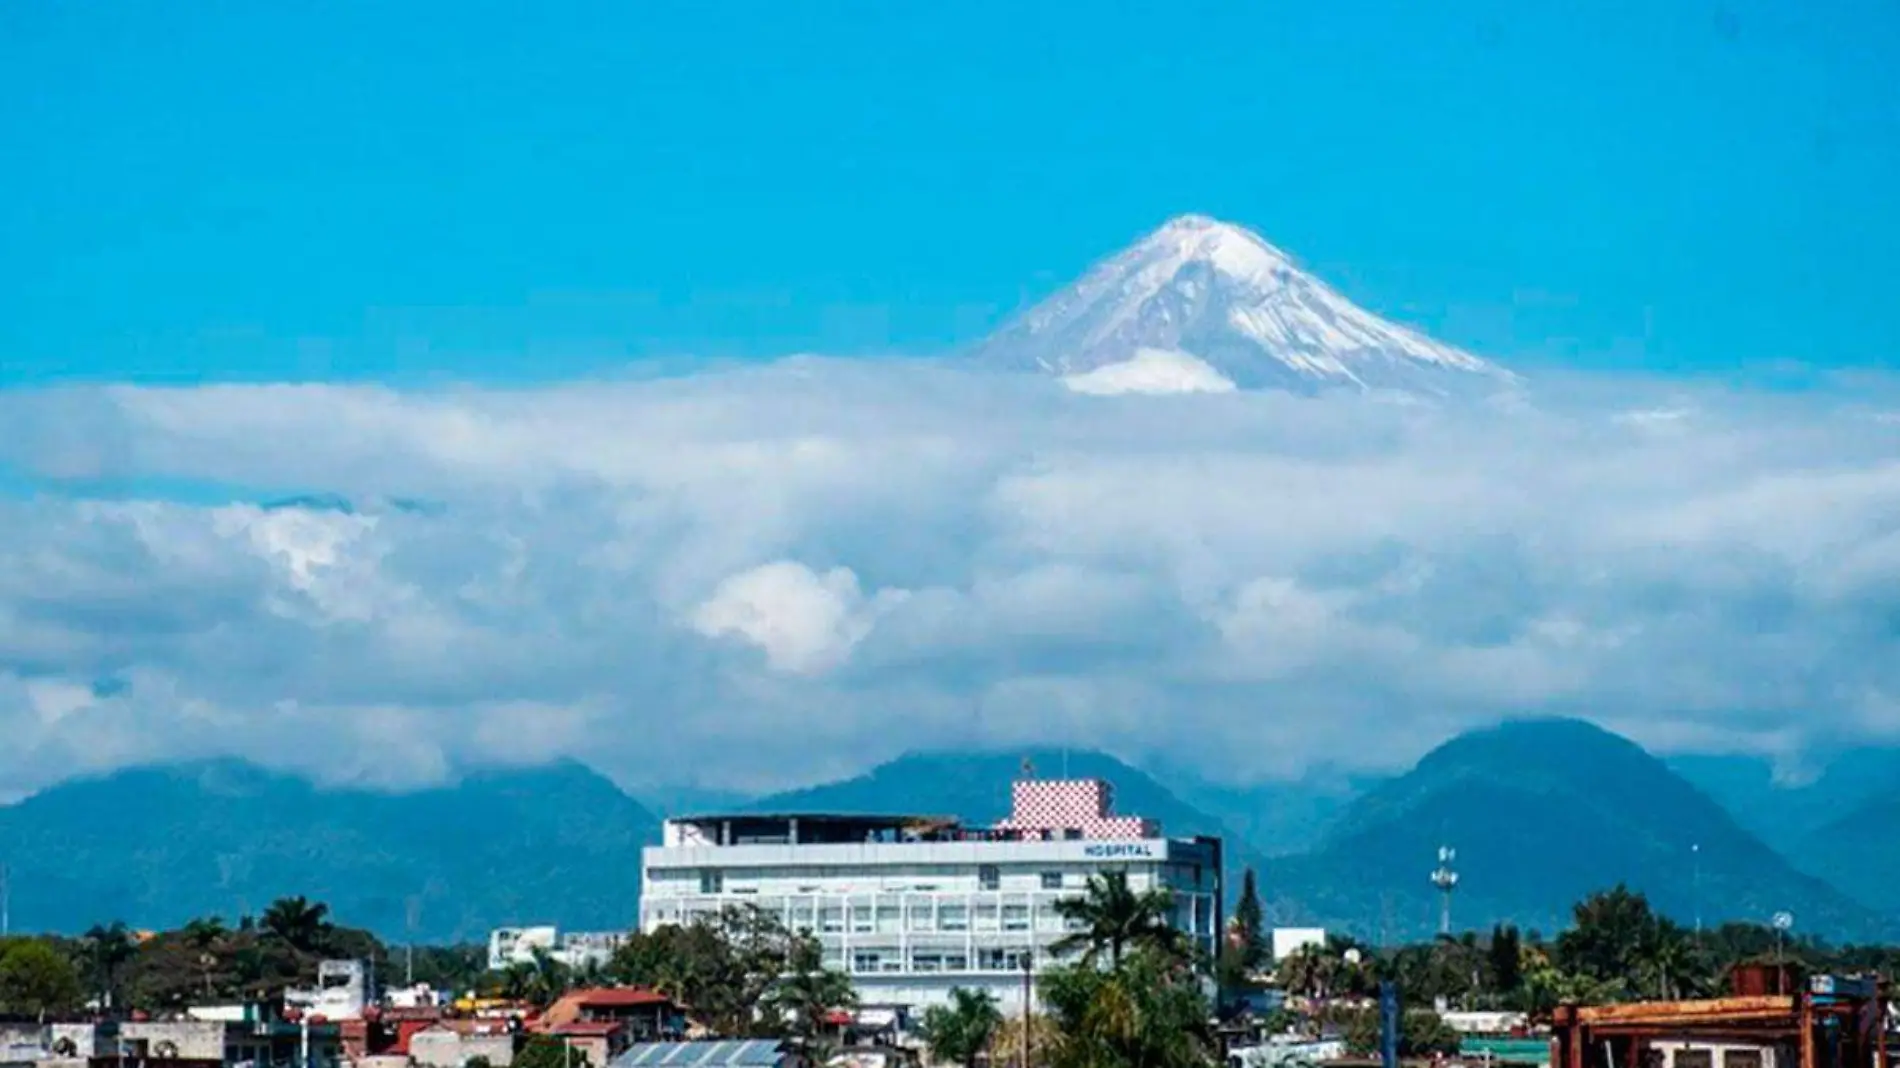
839,947,1035,974
695,866,1074,894
650,900,1089,934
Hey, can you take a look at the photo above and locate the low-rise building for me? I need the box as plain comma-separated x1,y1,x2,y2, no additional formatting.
284,961,371,1022
487,929,628,974
1268,927,1325,961
409,1022,517,1068
537,989,677,1045
1549,970,1890,1068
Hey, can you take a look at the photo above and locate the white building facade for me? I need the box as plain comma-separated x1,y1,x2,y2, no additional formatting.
638,777,1222,1011
487,926,629,973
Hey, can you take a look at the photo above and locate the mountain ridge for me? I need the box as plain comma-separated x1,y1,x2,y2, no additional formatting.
5,723,1892,945
0,758,656,942
973,214,1517,395
1265,718,1892,941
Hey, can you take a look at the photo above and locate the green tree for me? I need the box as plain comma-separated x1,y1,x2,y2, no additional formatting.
1218,869,1270,998
1554,885,1712,1003
261,896,333,954
1487,925,1522,999
522,946,576,1009
762,936,855,1057
515,1036,591,1068
921,987,1004,1068
1234,869,1266,964
1040,949,1216,1068
1051,870,1185,969
1276,945,1337,1001
81,921,137,1012
1340,1007,1460,1057
610,904,800,1037
0,938,86,1018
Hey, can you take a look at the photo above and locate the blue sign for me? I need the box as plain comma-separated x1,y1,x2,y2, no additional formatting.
1081,842,1155,858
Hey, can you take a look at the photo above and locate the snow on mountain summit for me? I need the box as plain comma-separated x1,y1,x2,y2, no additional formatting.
974,215,1517,395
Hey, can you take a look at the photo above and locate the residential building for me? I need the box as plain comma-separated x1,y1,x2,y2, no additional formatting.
1269,927,1325,961
537,989,678,1041
283,960,371,1022
408,1022,517,1068
118,1014,344,1068
639,774,1222,1012
1549,970,1889,1068
487,927,628,973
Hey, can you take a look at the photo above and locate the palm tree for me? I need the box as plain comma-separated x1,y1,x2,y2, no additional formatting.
491,961,538,1002
1276,944,1337,1001
261,896,332,954
182,916,228,947
1051,870,1185,969
763,938,856,1059
1637,929,1699,1001
523,946,575,1008
181,916,229,997
921,988,1004,1068
81,922,137,1013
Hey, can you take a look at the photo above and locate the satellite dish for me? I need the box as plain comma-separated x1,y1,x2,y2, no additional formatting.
1772,911,1795,931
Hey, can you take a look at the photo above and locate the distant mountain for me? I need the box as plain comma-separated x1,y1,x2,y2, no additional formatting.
1264,719,1890,942
1146,762,1373,858
1669,749,1900,855
0,759,657,942
1794,786,1900,915
972,214,1517,395
746,748,1275,890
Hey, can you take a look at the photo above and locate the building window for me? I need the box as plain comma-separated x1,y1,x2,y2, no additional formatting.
1040,871,1063,890
937,905,968,932
852,951,881,974
978,948,1032,971
819,907,844,933
978,865,1000,891
1002,904,1030,932
699,870,723,894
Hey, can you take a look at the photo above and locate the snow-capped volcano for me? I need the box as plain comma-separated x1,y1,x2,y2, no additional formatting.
973,214,1517,394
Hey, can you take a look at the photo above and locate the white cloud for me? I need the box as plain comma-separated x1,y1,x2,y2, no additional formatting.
2,360,1900,798
1062,349,1238,396
691,561,902,675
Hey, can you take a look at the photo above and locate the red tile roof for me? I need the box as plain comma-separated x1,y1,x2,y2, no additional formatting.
571,988,670,1008
544,1021,628,1036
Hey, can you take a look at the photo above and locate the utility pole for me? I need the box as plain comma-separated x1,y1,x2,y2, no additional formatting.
1692,844,1702,935
1431,846,1459,937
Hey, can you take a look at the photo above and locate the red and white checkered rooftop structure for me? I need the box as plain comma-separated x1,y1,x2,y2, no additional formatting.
992,777,1159,840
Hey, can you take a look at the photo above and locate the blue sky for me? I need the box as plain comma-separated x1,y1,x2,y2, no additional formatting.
4,0,1897,385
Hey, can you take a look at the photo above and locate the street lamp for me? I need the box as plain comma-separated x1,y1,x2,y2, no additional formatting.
1772,911,1794,973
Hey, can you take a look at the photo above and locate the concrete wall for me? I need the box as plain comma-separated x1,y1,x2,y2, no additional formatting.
411,1030,515,1068
120,1021,226,1062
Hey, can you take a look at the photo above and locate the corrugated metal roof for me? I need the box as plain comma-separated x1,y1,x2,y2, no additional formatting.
613,1040,783,1068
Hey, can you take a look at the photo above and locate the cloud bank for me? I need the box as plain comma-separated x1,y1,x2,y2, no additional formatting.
3,360,1899,799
